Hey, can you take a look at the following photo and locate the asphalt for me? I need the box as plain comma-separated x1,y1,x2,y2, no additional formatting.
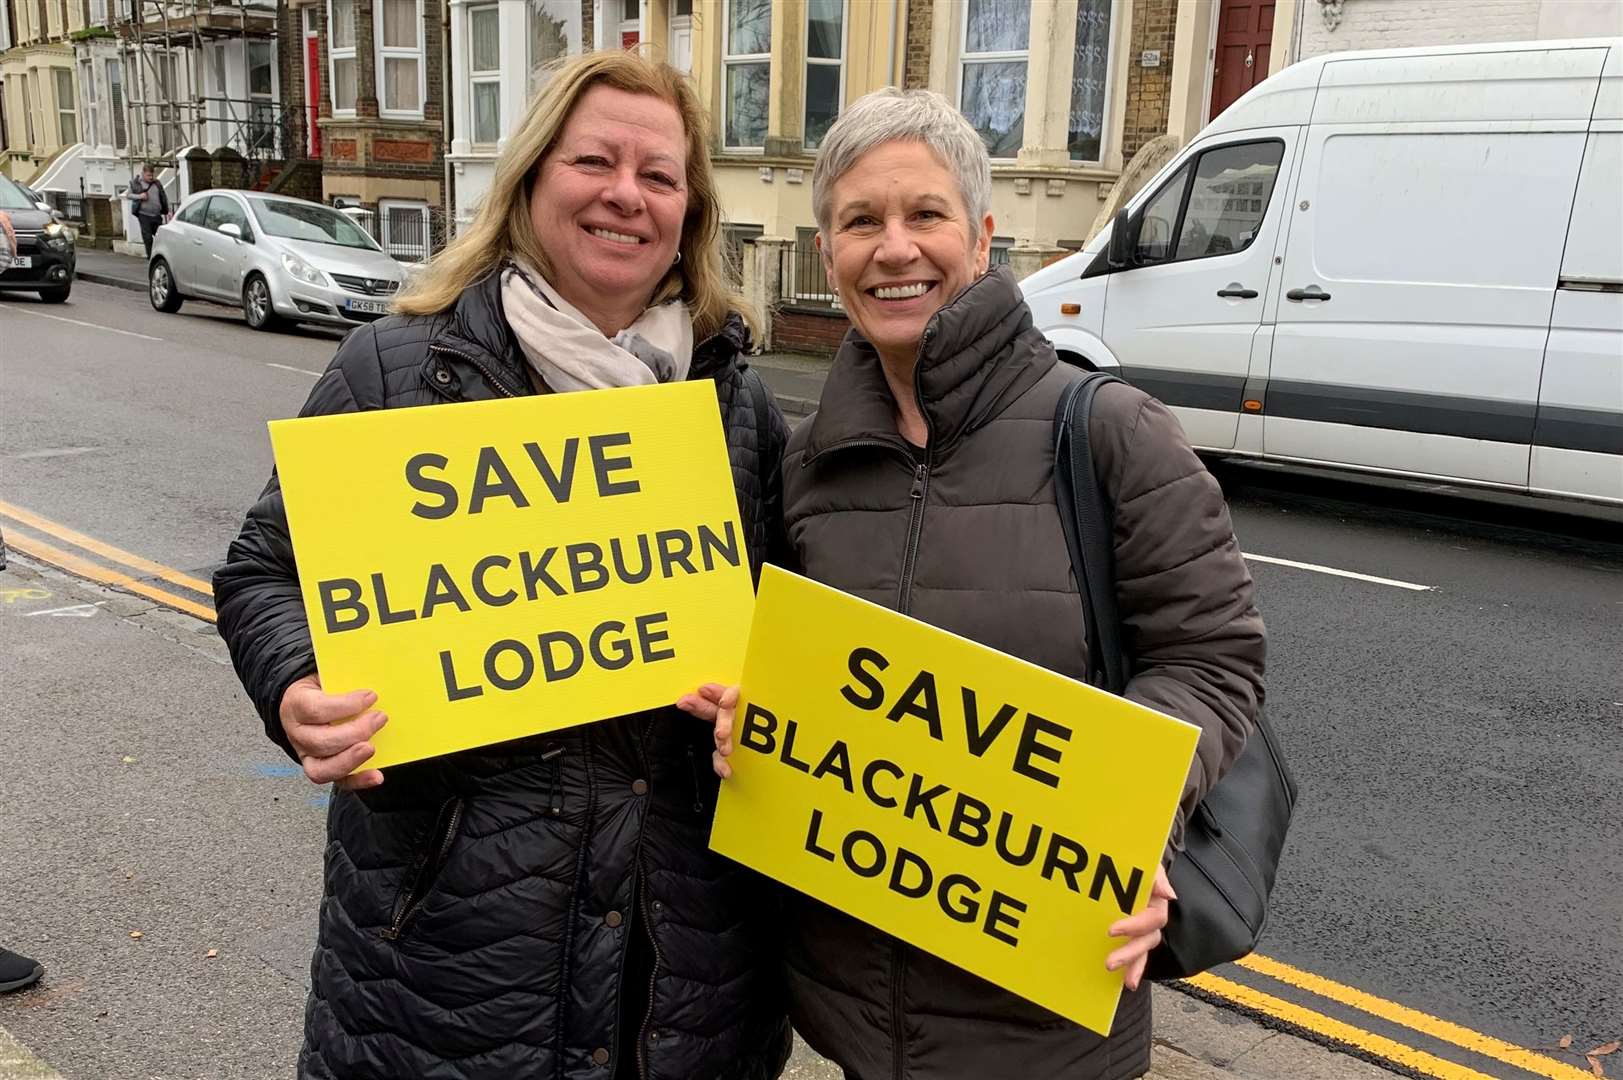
3,275,1618,1080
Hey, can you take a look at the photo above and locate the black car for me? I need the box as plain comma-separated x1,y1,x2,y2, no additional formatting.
0,175,75,303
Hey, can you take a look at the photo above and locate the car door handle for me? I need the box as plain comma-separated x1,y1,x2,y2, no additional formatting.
1285,285,1332,302
1217,284,1259,299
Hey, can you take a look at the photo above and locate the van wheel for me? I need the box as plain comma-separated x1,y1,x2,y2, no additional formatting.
1057,350,1099,372
243,274,286,331
149,258,183,312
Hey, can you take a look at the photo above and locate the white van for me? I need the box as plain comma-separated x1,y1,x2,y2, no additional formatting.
1021,39,1623,508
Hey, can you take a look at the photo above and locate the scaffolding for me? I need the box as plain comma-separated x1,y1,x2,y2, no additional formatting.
115,0,297,187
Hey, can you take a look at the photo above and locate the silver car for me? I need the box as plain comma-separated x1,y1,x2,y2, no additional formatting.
147,190,406,331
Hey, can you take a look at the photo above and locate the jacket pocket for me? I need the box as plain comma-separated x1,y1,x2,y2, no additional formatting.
382,795,465,942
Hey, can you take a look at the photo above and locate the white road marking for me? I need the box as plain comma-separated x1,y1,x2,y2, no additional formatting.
1243,553,1434,592
10,307,163,341
266,363,324,377
8,447,99,460
22,601,105,617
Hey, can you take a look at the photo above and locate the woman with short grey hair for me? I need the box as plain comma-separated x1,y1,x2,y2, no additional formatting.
691,87,1266,1079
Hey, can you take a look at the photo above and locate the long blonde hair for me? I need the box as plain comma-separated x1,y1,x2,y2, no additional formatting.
397,51,749,343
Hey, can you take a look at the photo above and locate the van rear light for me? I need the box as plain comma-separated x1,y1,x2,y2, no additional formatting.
1060,303,1081,316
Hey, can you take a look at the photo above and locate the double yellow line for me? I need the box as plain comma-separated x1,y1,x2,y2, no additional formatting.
1187,955,1594,1080
0,499,217,623
0,502,1596,1080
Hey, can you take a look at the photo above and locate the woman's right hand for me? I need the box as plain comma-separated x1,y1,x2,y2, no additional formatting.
279,674,387,790
676,683,740,779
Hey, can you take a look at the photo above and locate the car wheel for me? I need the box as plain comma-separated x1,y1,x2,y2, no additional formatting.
149,258,183,313
37,284,70,304
242,274,286,331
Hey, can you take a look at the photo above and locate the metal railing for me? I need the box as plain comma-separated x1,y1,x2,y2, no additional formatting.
780,237,839,308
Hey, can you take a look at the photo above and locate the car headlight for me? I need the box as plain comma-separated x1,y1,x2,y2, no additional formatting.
42,221,74,250
281,251,328,286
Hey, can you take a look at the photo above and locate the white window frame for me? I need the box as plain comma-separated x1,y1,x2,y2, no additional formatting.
374,0,426,120
327,0,357,117
106,57,126,149
89,0,108,26
1067,0,1119,166
78,56,99,147
378,198,431,262
957,0,1030,163
248,39,277,151
722,0,770,152
801,0,845,152
467,3,501,147
54,67,77,146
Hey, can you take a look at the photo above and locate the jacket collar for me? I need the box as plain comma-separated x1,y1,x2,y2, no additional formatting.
428,270,530,394
425,271,749,394
802,267,1054,461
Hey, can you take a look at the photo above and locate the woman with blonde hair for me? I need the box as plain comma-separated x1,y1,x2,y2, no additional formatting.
214,50,792,1080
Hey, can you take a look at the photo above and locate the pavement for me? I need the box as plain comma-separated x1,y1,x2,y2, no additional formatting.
69,247,149,294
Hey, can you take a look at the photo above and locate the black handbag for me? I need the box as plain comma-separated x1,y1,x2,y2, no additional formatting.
1052,370,1298,981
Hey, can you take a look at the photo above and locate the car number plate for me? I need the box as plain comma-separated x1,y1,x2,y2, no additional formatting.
345,298,390,314
10,256,31,269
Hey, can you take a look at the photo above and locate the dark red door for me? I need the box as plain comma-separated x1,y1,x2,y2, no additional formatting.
306,35,322,157
1210,0,1274,121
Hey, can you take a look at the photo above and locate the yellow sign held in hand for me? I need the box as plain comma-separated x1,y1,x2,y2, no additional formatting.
709,566,1199,1036
269,380,755,771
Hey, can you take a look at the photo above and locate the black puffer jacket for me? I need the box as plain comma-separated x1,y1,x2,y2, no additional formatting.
214,273,793,1080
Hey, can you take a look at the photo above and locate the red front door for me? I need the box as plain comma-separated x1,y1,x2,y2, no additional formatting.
1210,0,1273,121
306,35,322,157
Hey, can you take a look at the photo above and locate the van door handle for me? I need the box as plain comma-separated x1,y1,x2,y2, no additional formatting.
1217,284,1259,299
1286,285,1332,302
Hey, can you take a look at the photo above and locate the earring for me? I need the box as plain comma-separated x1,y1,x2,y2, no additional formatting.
673,251,682,265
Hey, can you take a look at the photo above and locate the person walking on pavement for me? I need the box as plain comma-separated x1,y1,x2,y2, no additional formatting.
213,51,791,1080
687,88,1266,1080
127,163,170,260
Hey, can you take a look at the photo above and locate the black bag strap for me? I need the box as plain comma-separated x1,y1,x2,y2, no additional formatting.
1053,370,1128,695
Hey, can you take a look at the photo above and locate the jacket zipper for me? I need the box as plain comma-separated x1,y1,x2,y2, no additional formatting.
427,342,525,399
634,719,664,1080
542,745,565,817
382,796,464,941
896,461,932,613
895,326,937,1080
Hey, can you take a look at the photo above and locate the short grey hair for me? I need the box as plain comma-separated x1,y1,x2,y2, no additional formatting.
812,87,992,244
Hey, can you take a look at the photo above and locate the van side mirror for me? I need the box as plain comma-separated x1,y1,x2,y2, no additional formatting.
1107,207,1136,270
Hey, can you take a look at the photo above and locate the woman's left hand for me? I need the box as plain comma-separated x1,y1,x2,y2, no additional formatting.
676,682,738,778
1105,865,1176,991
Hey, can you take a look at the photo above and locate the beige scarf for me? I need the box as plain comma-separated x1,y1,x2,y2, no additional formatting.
501,259,694,392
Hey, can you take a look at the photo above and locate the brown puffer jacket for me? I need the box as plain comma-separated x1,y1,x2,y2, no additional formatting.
779,268,1265,1080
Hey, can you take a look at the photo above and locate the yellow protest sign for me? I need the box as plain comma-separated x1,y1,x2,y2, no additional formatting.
709,566,1200,1035
269,380,755,770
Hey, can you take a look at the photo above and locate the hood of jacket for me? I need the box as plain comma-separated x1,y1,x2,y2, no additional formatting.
802,267,1054,460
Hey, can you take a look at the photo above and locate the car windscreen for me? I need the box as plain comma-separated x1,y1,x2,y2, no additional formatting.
0,178,36,211
250,200,380,250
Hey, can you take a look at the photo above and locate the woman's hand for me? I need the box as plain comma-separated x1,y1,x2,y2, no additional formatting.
279,674,387,791
676,683,739,779
1105,865,1175,991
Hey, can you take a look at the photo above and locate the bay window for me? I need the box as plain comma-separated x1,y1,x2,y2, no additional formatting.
958,0,1028,159
329,0,357,114
55,68,77,145
803,0,842,150
469,4,500,145
723,0,770,150
377,0,424,117
79,57,98,147
1068,0,1114,162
